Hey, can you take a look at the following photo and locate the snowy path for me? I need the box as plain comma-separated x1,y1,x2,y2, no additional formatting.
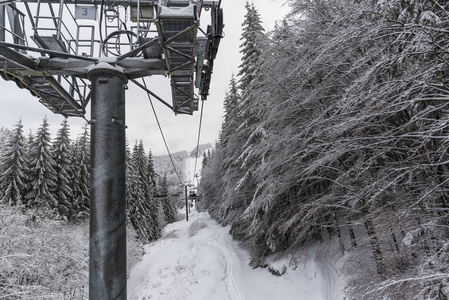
127,209,346,300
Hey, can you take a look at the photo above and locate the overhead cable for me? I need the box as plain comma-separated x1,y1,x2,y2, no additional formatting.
192,99,205,185
141,77,184,186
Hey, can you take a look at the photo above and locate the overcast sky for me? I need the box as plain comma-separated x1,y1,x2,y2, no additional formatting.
0,0,290,156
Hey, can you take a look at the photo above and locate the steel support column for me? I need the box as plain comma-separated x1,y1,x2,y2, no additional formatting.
88,65,127,300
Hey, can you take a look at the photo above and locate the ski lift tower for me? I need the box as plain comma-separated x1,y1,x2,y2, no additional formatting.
0,0,223,298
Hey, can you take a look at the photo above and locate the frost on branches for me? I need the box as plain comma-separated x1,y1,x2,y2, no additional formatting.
200,1,449,299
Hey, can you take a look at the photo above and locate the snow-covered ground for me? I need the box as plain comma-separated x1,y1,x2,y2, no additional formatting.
127,208,347,300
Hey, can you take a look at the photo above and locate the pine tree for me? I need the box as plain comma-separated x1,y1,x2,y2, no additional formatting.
128,141,161,243
25,117,58,215
234,1,266,180
215,3,266,224
127,142,147,240
0,120,27,206
216,22,263,224
23,130,35,198
52,119,75,221
128,143,149,241
72,124,90,216
238,2,265,94
159,174,176,224
221,76,243,168
125,139,139,232
147,150,157,189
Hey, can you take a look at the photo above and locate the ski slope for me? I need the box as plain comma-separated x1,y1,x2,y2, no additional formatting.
127,208,346,300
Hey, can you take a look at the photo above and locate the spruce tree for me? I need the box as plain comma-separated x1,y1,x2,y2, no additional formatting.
129,143,150,241
25,117,58,215
72,124,90,216
238,2,265,95
129,141,161,243
159,174,176,224
52,119,75,221
0,120,27,206
127,142,145,239
147,150,157,189
23,130,35,198
221,76,243,168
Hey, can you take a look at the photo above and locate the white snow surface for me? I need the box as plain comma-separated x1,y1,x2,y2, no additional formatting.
127,209,347,300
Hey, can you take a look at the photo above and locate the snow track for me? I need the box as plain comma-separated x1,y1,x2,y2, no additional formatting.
127,209,346,300
320,261,338,300
206,232,242,300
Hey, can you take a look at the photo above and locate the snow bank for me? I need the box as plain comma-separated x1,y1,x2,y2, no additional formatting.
127,208,347,300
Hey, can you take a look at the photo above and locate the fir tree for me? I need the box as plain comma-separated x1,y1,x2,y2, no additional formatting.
72,124,90,216
217,14,264,223
126,140,142,237
159,174,176,224
23,130,35,196
221,76,243,168
128,143,149,241
147,150,157,189
238,2,265,94
125,139,141,234
25,117,58,215
129,141,161,243
0,120,27,206
52,119,75,221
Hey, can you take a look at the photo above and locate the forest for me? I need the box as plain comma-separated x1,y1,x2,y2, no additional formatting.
199,0,449,299
0,119,178,298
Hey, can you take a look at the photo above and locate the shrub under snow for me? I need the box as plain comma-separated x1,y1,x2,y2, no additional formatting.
0,205,143,299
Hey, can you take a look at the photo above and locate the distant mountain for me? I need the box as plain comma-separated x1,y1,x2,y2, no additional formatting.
153,151,188,198
189,143,212,158
153,143,212,181
153,143,211,200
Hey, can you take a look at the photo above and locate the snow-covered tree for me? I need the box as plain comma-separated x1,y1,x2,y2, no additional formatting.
72,124,90,216
238,2,264,94
128,141,161,243
201,0,449,297
215,3,266,226
52,119,75,221
220,75,241,154
159,174,176,224
127,157,148,241
23,130,35,195
0,120,27,206
25,117,58,215
147,150,157,189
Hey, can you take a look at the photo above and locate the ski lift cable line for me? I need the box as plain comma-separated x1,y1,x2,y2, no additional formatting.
192,99,204,185
141,77,184,186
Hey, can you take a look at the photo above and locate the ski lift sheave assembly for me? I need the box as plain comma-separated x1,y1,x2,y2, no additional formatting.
0,0,224,116
0,0,223,299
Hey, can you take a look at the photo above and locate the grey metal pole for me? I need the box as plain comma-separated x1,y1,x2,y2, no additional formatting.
88,65,127,300
185,185,188,221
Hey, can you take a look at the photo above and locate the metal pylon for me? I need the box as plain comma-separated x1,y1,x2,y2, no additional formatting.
0,1,224,299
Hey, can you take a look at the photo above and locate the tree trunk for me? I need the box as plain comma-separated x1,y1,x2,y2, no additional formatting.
348,216,357,248
364,218,385,278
